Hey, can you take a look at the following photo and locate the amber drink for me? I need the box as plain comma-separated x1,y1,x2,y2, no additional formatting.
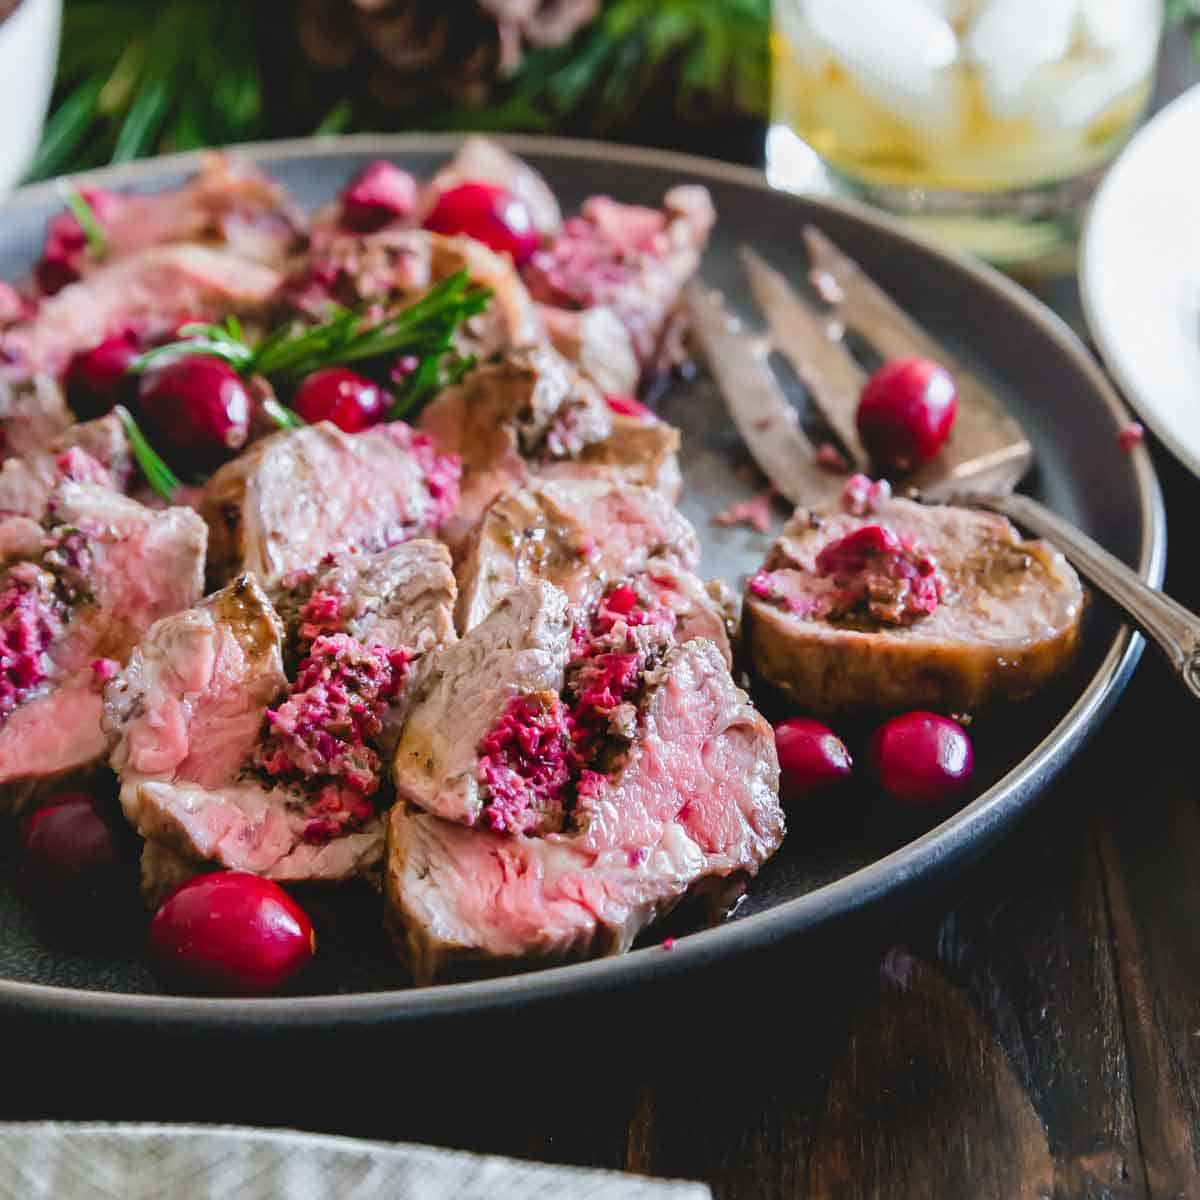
768,0,1163,268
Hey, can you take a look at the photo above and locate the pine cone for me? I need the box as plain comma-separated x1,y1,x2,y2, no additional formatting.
296,0,601,112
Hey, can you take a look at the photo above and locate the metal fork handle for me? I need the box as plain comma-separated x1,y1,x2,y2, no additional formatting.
954,491,1200,700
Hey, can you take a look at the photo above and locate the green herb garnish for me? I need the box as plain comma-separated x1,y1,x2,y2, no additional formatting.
114,405,180,502
132,271,491,419
60,187,111,260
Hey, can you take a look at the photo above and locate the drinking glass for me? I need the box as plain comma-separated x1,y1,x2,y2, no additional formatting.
767,0,1164,271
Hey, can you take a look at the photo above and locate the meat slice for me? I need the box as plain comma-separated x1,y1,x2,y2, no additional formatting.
201,421,460,587
2,244,282,382
0,413,131,517
0,374,73,462
539,305,639,397
454,477,699,631
35,154,304,293
542,411,683,502
107,542,457,900
393,582,572,829
523,185,716,376
420,346,682,553
385,635,783,984
744,494,1086,715
0,483,207,806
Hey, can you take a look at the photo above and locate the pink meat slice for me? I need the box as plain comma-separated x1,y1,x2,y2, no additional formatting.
454,476,700,631
201,421,460,586
386,637,783,983
0,413,131,517
107,543,458,899
2,244,281,380
0,483,207,805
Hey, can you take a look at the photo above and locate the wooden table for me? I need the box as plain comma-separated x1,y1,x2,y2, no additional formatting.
1,31,1197,1200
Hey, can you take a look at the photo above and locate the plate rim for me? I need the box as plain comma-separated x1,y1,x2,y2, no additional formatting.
1081,81,1200,477
0,131,1166,1028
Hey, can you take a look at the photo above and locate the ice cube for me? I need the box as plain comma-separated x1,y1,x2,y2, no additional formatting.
966,0,1081,119
774,0,830,73
1023,43,1155,132
910,0,981,23
1077,0,1159,52
803,0,962,138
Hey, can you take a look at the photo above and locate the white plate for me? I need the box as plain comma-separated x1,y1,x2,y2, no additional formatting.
1081,83,1200,475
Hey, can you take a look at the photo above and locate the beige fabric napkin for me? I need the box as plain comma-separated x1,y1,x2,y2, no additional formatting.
0,1122,710,1199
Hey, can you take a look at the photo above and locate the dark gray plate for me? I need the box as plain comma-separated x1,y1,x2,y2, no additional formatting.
0,135,1164,1029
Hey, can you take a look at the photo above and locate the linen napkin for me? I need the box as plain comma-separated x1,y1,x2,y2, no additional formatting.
0,1122,710,1199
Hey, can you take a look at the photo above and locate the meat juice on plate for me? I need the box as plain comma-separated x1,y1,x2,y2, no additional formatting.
768,0,1163,266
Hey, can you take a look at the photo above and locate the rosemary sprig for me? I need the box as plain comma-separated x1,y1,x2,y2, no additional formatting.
60,188,110,260
114,405,180,502
132,271,492,396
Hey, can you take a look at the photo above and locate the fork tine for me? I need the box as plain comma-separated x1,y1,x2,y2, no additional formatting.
803,226,1033,496
740,246,869,472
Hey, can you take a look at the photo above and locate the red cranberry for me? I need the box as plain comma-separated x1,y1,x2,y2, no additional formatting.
136,355,251,472
857,356,958,473
423,182,539,266
149,871,316,996
339,160,418,232
290,367,387,433
870,711,974,806
19,791,125,911
65,334,140,419
774,718,853,799
605,394,653,420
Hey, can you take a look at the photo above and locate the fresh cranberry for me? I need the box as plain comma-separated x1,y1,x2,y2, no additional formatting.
339,160,417,232
19,791,126,911
148,871,317,996
136,355,251,472
870,711,974,806
64,334,140,419
774,718,853,799
857,356,958,473
605,394,653,420
423,182,539,266
290,367,387,433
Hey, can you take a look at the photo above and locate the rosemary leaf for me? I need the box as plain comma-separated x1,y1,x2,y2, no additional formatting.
115,406,180,502
60,188,110,260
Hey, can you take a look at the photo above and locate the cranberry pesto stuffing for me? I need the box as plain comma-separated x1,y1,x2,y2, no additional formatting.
255,633,410,842
814,524,944,626
384,423,462,534
475,579,677,836
0,565,65,726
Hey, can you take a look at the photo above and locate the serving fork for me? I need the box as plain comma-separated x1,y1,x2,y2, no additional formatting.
685,231,1200,701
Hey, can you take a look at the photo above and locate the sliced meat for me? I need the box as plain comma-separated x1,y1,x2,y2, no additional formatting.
454,477,699,631
35,154,304,293
2,244,282,380
542,411,683,502
385,636,782,984
523,185,716,374
0,413,131,517
422,136,563,238
539,304,639,396
393,582,572,829
0,483,207,806
418,346,612,551
108,546,457,898
744,495,1086,715
0,374,72,461
201,421,460,586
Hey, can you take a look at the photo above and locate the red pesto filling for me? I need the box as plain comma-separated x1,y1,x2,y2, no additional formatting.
750,523,944,627
0,564,64,726
476,581,676,836
382,422,462,533
296,586,346,644
255,632,410,843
